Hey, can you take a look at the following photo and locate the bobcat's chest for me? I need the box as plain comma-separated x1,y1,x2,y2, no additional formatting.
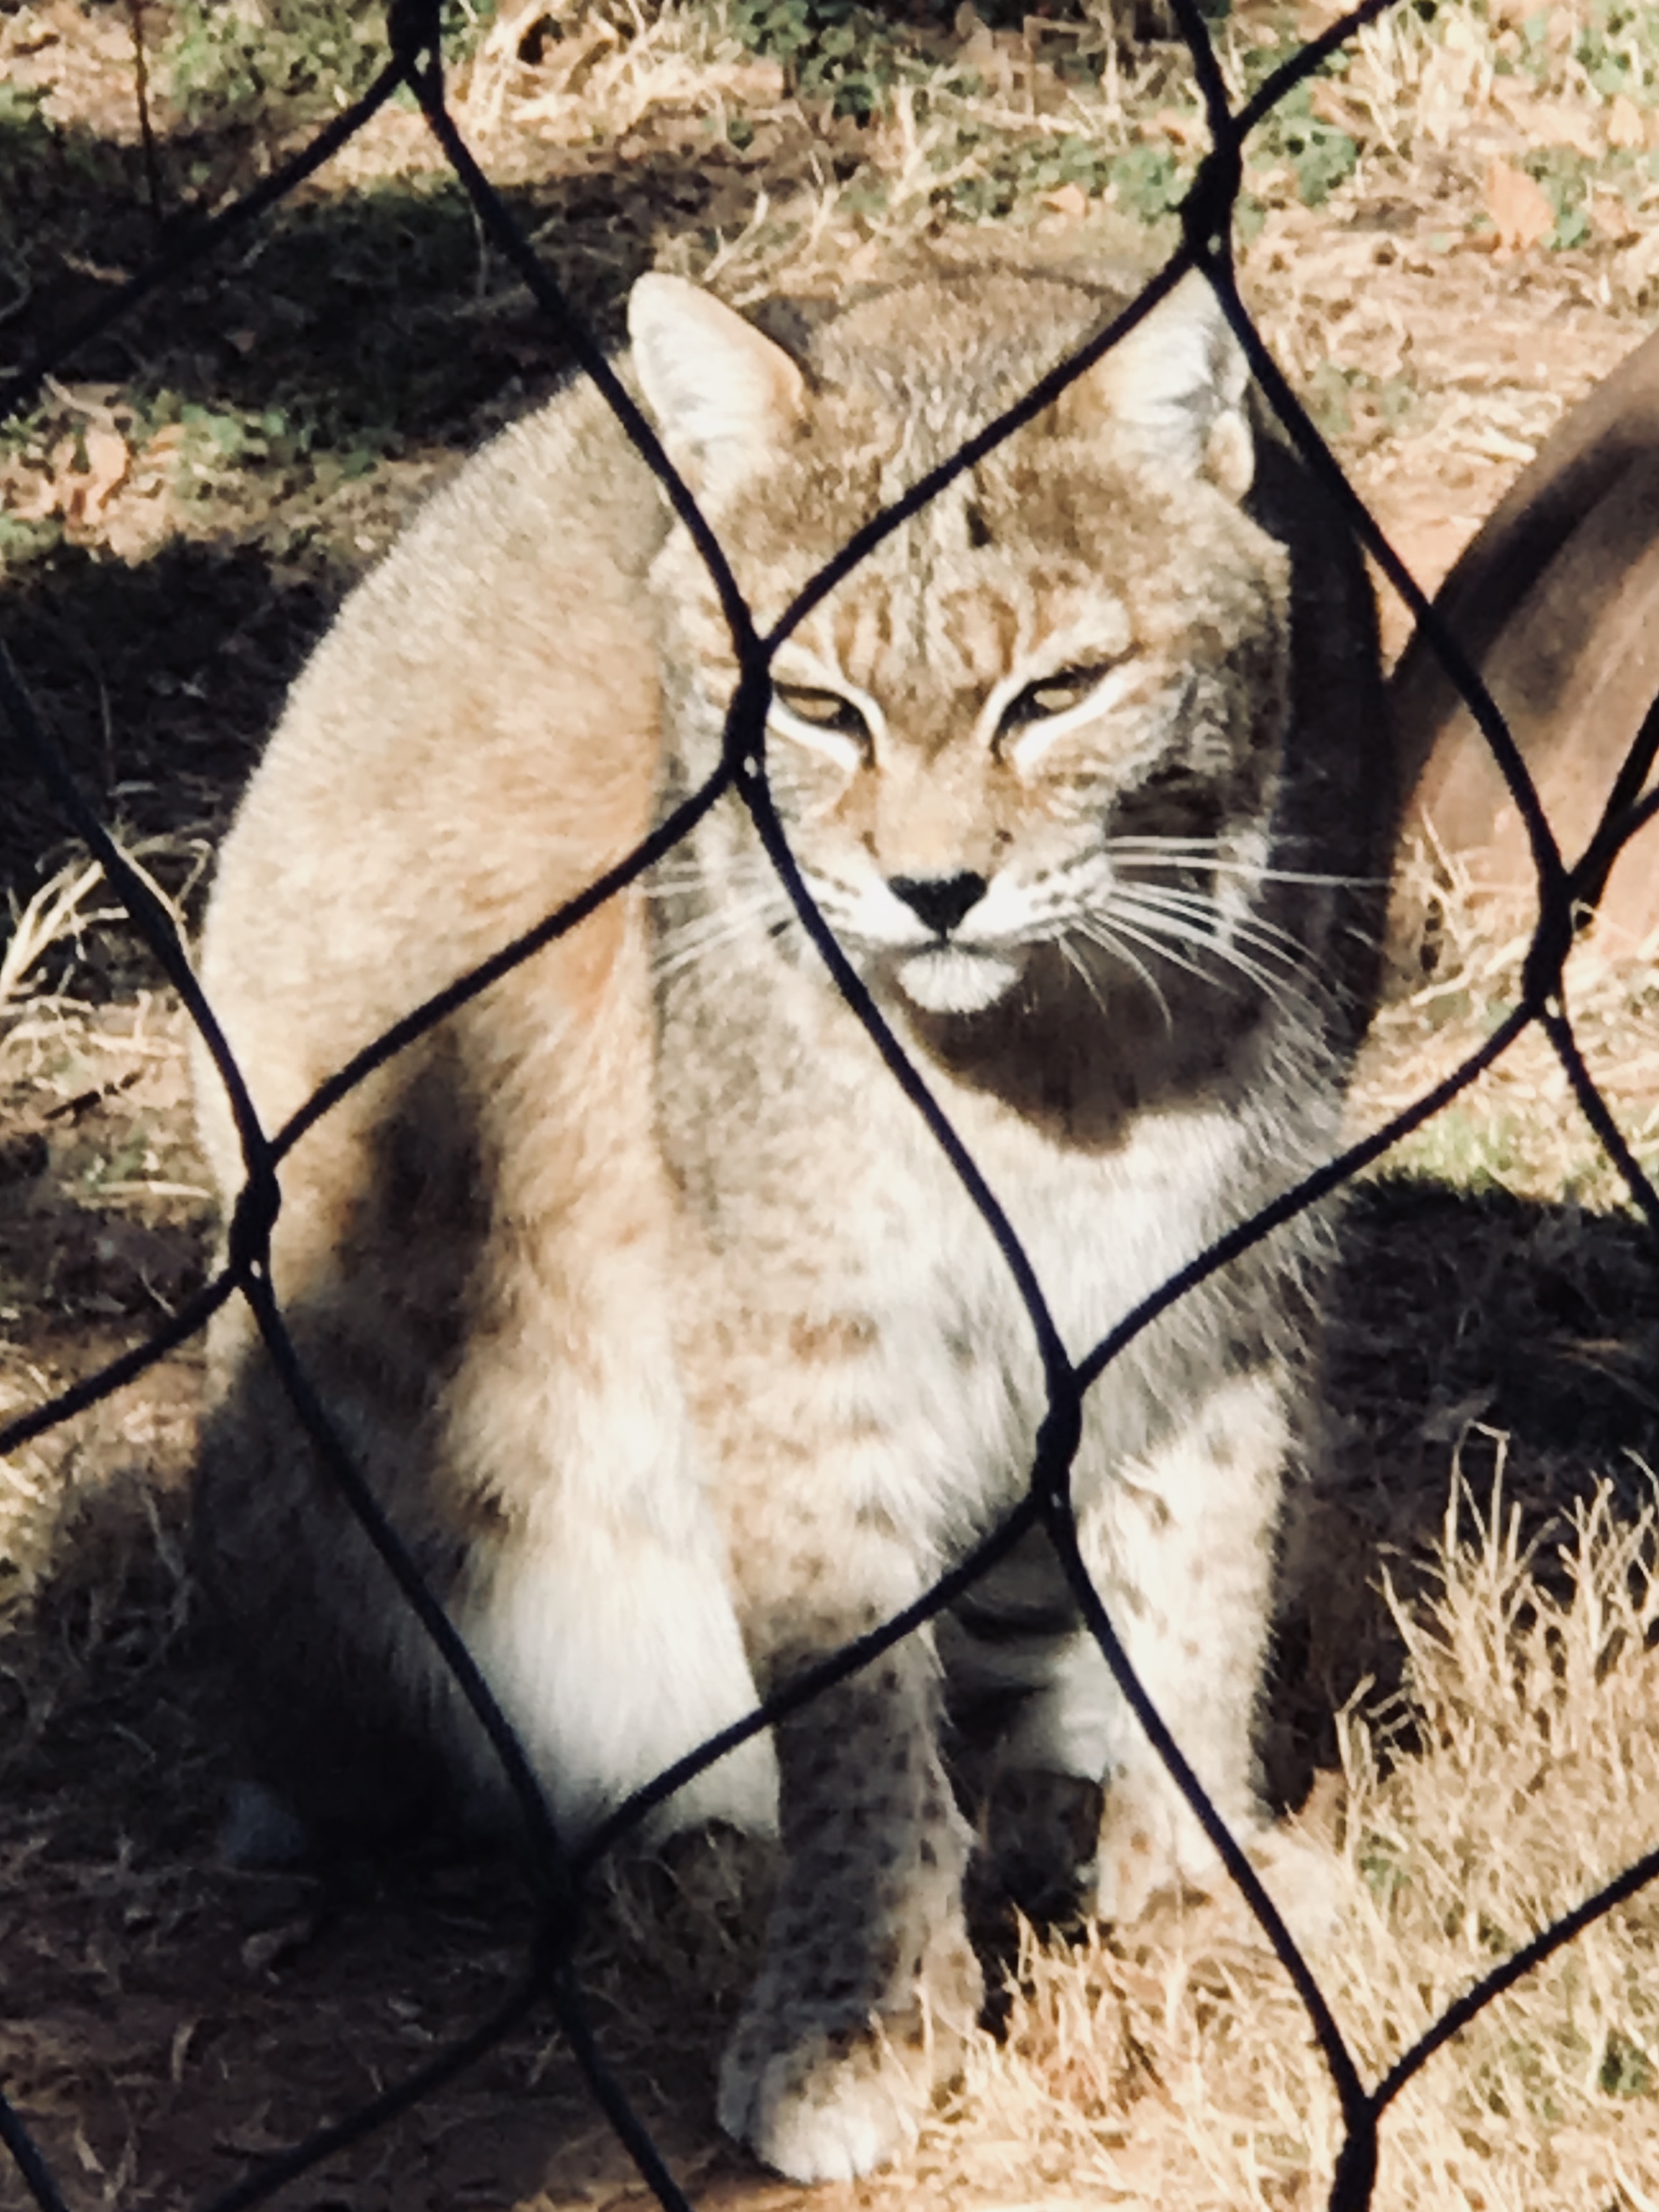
658,943,1269,1548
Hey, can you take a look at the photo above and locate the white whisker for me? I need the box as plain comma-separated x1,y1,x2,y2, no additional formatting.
1066,917,1176,1031
1054,936,1112,1022
1112,880,1309,966
1091,895,1301,1015
651,888,795,984
1106,893,1312,1013
1078,926,1174,1032
1076,910,1216,994
1107,894,1288,995
1105,837,1381,891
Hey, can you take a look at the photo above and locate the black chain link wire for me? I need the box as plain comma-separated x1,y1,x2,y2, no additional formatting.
1,0,1657,2202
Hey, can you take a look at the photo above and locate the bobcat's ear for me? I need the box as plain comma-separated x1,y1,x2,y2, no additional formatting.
1064,269,1254,501
628,273,807,493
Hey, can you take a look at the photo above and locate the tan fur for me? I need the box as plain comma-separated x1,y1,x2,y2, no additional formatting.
192,261,1395,2182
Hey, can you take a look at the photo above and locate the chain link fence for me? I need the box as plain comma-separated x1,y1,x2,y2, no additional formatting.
1,0,1657,2204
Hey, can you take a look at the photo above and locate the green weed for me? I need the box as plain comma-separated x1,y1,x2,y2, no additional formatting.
1304,360,1417,444
728,0,924,119
1522,144,1593,250
164,0,496,129
1111,141,1187,220
942,129,1120,220
1246,73,1357,208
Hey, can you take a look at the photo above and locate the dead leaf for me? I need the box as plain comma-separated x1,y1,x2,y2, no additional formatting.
720,56,786,102
1590,190,1637,245
1041,182,1089,220
75,423,129,520
1485,157,1555,257
241,1913,322,1976
98,489,179,564
139,424,188,468
36,422,131,534
4,17,59,53
1607,93,1645,151
1296,0,1356,32
1153,106,1204,147
213,2114,292,2158
954,6,1019,87
1309,80,1364,134
1528,99,1602,157
2,464,59,522
1620,226,1659,293
1490,84,1600,156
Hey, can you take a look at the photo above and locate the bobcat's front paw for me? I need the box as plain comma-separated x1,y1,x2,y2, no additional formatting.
1092,1775,1221,1927
1237,1825,1343,1955
1095,1783,1340,1956
717,1918,980,2185
717,2019,929,2184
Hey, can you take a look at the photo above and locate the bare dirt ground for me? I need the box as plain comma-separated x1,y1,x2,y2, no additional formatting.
2,0,1659,2205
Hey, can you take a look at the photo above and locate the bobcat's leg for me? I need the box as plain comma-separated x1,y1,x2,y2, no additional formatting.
1068,1361,1332,1941
437,952,781,1849
935,1369,1286,1934
715,1528,982,2184
440,1237,779,1847
450,1472,779,1846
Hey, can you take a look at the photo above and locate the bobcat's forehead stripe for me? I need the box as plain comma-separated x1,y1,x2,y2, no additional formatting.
824,592,880,685
934,588,1025,695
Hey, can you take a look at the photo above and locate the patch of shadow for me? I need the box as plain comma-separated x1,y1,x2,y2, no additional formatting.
1,535,340,929
4,106,818,446
1268,1171,1659,1807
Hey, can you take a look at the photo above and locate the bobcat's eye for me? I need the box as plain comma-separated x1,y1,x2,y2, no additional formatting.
770,684,874,773
999,664,1117,735
772,684,872,747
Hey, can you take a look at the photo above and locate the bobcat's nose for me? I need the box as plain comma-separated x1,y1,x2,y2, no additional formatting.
888,872,988,937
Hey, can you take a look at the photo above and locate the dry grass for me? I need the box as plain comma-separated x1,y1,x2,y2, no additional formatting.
457,0,791,147
921,1466,1659,2210
1359,837,1659,1208
0,838,205,1013
0,991,207,1672
440,0,1659,343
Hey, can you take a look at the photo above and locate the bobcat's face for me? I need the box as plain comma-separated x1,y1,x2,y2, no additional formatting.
634,270,1296,1027
756,461,1289,1021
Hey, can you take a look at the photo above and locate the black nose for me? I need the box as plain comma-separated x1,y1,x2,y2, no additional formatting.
888,873,988,937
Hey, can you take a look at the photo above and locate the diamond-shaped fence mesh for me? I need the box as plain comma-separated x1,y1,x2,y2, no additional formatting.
1,2,1656,2206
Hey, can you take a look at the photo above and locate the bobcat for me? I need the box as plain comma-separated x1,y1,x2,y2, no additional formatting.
192,259,1393,2182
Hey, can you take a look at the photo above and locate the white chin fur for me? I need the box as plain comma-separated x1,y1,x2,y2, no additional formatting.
896,947,1020,1016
